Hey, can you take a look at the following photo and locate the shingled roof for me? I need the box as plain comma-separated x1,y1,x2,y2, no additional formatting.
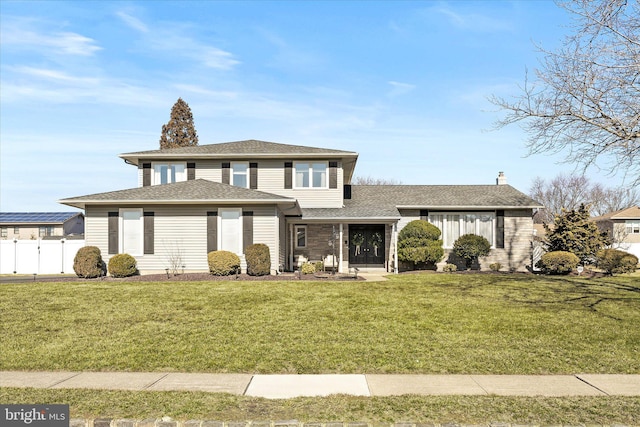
59,179,299,210
121,140,358,160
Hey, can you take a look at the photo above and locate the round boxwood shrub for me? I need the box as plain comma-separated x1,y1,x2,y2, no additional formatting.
301,262,316,275
442,263,457,272
108,253,138,278
452,234,491,270
596,249,639,275
73,246,106,278
489,262,502,272
245,243,271,276
208,250,240,276
536,250,580,275
397,220,444,268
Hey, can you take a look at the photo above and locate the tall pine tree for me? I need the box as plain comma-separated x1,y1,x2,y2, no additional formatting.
544,203,610,264
159,98,199,149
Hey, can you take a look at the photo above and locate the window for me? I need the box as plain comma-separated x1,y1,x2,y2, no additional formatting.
1,227,7,238
218,208,243,255
232,162,249,188
429,212,495,248
120,208,143,255
295,162,327,188
626,220,640,234
14,227,19,234
39,226,54,237
295,225,307,248
154,163,185,185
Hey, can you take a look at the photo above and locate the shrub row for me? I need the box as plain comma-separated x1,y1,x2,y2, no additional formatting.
73,247,137,278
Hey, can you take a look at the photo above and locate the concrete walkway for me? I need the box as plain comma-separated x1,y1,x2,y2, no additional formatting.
2,372,639,398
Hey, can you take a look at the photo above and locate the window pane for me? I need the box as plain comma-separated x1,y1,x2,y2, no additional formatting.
296,163,309,187
159,165,168,184
464,214,477,235
446,214,460,246
122,210,142,255
232,163,248,187
312,163,326,187
233,174,247,187
296,227,306,247
429,215,443,235
479,214,493,243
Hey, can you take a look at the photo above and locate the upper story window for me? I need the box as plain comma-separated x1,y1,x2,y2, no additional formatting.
232,162,249,188
154,163,185,185
295,162,327,189
626,220,640,234
429,212,495,248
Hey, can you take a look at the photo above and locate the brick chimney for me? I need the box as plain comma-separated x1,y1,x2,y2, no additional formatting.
496,171,507,185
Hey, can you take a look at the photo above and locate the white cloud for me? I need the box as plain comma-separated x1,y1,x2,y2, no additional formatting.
116,10,149,33
388,81,416,97
1,18,102,56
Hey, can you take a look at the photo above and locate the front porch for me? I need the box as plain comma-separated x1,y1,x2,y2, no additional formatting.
285,221,398,274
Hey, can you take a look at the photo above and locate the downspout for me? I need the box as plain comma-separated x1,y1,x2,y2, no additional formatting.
393,222,399,274
339,223,344,273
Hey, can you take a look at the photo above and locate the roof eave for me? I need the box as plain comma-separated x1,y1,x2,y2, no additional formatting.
59,198,298,209
395,205,544,210
120,152,359,166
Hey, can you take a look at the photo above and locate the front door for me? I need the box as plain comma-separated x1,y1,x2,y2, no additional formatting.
349,225,385,266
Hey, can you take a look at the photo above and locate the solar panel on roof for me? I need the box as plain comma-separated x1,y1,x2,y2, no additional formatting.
0,212,80,224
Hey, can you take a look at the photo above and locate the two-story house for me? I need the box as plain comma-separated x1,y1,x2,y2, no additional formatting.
59,140,542,274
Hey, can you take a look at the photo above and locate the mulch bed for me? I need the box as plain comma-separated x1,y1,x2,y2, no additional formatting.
28,272,364,282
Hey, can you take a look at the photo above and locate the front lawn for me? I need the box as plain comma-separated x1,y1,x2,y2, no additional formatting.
1,273,638,374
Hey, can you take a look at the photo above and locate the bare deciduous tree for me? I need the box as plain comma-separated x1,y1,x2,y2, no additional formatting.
490,0,640,185
530,173,640,223
352,176,403,185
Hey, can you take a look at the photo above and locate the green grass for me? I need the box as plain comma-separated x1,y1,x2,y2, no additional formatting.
1,273,638,374
1,388,638,424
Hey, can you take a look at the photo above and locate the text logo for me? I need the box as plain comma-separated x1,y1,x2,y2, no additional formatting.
1,405,69,427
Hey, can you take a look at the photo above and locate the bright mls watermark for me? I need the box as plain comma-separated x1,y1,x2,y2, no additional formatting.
1,405,69,427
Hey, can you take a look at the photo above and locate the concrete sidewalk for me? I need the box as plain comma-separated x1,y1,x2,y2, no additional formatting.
2,371,639,398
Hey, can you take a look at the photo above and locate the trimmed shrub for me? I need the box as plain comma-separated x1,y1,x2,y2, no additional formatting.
442,263,457,273
489,262,502,272
536,250,579,275
108,253,137,278
596,249,639,275
245,243,271,276
397,220,444,268
208,251,240,276
301,262,315,275
452,234,491,270
314,261,324,272
73,246,105,278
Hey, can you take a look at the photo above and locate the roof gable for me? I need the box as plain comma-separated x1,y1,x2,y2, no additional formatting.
594,205,640,221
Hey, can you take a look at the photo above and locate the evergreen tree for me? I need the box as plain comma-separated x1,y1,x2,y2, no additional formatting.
159,98,199,149
544,203,610,264
397,220,444,269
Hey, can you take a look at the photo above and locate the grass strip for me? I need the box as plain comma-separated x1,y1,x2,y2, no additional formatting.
1,388,638,424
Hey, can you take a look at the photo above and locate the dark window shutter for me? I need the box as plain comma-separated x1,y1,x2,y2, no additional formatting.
243,211,253,252
329,161,338,189
187,163,196,180
284,162,292,189
343,184,352,200
420,210,429,221
222,162,230,184
144,212,154,254
108,212,119,254
250,163,258,189
207,211,218,253
496,210,505,249
142,163,151,187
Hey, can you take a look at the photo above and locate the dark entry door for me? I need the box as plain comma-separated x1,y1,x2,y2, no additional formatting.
349,225,385,266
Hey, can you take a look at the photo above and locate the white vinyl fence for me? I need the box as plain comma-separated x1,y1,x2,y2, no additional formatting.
0,239,85,275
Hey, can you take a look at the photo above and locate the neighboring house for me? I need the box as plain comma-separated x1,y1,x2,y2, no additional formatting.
593,206,640,259
0,212,84,240
59,140,542,274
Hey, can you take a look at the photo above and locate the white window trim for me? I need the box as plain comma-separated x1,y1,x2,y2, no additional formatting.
152,162,186,185
626,220,640,234
295,225,307,248
429,211,496,249
231,161,249,188
217,208,243,255
293,161,328,189
119,208,144,256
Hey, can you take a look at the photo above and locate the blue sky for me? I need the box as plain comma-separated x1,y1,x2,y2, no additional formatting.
0,1,628,212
